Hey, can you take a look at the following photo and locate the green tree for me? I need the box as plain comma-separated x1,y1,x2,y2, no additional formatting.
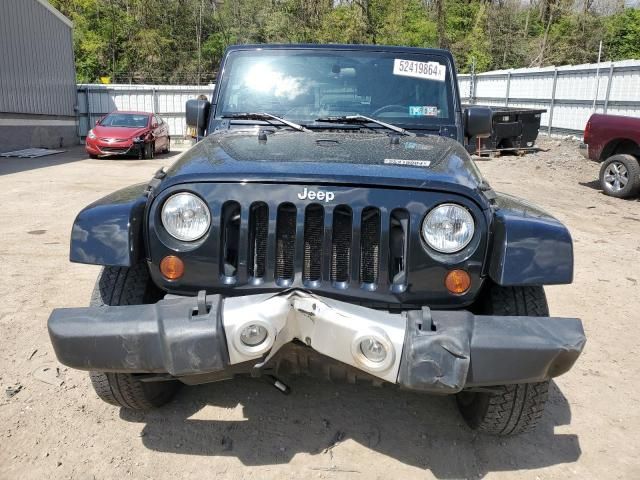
604,8,640,60
48,0,640,83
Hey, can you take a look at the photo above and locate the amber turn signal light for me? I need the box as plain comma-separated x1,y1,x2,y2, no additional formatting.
160,255,184,280
445,269,471,294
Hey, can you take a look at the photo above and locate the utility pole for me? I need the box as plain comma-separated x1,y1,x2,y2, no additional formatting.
592,40,603,113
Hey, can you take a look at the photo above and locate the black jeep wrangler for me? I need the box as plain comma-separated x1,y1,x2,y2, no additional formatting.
48,45,585,436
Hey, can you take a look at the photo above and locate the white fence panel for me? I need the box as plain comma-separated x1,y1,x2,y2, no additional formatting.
459,60,640,135
76,84,213,138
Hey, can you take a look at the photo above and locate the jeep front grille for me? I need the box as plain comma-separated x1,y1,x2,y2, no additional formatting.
225,201,409,290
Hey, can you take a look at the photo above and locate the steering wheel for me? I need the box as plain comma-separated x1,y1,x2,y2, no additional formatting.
371,104,406,116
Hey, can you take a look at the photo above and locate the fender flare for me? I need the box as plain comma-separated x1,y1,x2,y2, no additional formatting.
70,183,148,266
488,193,573,286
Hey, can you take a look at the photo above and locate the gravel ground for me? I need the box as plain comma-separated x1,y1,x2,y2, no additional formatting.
0,137,639,479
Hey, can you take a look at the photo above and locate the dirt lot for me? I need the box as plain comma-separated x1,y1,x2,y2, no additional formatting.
0,137,639,479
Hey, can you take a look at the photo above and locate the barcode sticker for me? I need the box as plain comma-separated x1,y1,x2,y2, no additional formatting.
393,59,446,82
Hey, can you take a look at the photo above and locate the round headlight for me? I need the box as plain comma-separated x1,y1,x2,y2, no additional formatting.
161,192,210,241
422,203,474,253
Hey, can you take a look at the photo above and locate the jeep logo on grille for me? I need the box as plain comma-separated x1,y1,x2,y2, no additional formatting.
297,187,335,202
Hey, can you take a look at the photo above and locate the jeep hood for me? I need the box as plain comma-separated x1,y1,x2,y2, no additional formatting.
161,129,489,204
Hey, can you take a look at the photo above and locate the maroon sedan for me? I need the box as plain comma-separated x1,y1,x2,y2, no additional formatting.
86,111,170,159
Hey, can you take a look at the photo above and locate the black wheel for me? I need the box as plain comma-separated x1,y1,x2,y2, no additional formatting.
137,144,145,160
89,154,98,159
149,141,155,159
456,285,551,435
88,263,179,409
162,137,170,154
599,154,640,198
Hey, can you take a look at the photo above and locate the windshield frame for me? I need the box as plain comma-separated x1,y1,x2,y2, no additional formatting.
211,46,459,131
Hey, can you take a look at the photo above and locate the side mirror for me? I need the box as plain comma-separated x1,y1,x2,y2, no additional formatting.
186,99,210,137
464,106,492,138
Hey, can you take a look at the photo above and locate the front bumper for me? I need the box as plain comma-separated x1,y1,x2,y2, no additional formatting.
85,138,143,157
48,291,585,394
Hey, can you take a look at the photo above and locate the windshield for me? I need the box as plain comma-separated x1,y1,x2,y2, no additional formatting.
100,113,149,128
215,49,454,128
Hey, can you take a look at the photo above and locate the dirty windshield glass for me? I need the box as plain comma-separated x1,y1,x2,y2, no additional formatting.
100,113,149,128
216,49,454,128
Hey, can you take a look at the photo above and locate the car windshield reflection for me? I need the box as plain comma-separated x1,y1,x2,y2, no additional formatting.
100,113,149,128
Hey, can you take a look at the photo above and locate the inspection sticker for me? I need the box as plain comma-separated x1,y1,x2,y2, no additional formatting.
393,59,446,82
384,158,431,167
409,106,439,117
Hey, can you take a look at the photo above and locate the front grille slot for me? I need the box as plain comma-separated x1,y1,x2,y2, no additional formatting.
331,205,353,283
389,209,409,286
275,203,297,281
248,202,268,279
360,207,380,284
220,201,241,278
303,204,324,282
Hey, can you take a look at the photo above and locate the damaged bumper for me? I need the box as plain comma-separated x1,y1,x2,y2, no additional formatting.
85,139,144,157
47,291,585,394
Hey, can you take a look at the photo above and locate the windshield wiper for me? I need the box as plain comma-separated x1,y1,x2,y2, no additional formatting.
221,112,310,132
314,115,415,136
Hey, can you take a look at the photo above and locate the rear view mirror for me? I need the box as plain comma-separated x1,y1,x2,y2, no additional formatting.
464,107,492,138
186,99,210,137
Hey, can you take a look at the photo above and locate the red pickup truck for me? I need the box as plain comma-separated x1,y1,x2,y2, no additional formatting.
581,113,640,198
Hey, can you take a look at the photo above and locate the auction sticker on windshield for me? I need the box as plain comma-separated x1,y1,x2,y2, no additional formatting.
393,59,446,82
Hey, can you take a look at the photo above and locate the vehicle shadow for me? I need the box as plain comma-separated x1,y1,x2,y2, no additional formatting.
578,180,602,191
0,146,87,176
579,180,640,201
121,377,580,478
96,149,183,162
0,147,184,176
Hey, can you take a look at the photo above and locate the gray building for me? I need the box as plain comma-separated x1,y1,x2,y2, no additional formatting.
0,0,77,152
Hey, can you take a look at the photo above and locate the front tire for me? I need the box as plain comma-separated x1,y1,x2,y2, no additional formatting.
90,372,177,409
457,285,551,435
88,263,178,409
599,154,640,198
